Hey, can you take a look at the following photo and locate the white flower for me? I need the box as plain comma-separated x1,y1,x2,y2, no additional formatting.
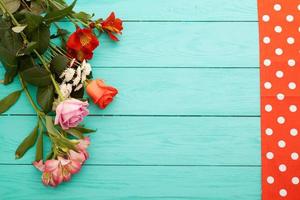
72,66,82,86
64,68,76,82
74,83,83,91
81,60,91,76
60,83,73,98
81,71,87,83
69,58,76,67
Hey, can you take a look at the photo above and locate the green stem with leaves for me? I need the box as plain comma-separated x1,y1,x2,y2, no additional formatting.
0,0,64,101
18,74,44,117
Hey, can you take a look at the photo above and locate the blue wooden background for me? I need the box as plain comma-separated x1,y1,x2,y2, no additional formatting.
0,0,261,199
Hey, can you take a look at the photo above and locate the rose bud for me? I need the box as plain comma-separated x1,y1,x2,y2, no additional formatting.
86,79,118,109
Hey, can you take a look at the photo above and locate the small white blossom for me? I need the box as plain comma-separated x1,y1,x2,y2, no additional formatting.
73,75,81,86
69,58,76,67
81,71,87,83
72,66,82,86
74,83,83,91
81,60,91,76
60,83,72,98
59,71,66,79
64,68,76,82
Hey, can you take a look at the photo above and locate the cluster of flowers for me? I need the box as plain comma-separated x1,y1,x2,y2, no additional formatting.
34,138,90,186
39,13,122,186
0,0,123,187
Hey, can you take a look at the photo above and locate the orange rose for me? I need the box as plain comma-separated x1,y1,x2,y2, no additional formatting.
86,80,118,109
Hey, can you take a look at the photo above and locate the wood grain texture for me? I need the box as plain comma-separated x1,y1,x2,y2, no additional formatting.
0,1,261,199
53,22,259,68
71,0,257,21
0,68,260,115
0,165,260,200
0,116,260,165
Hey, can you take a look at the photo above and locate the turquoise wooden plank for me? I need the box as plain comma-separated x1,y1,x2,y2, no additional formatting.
70,0,257,21
53,22,258,68
0,116,260,165
0,68,260,115
0,165,260,200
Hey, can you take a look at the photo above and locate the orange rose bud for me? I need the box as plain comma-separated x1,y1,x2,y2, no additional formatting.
86,80,118,109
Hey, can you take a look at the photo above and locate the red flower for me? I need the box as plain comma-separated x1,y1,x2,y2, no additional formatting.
66,28,99,61
101,12,123,41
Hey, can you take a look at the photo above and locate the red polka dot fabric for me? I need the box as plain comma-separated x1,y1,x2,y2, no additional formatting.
258,0,300,199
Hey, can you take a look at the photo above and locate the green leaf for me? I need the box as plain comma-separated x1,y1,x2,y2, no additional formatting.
45,116,59,135
0,0,21,14
50,55,67,75
0,22,23,69
20,57,51,87
72,11,93,22
3,67,17,85
16,41,37,56
23,13,43,33
35,123,44,161
65,128,84,139
29,23,50,54
37,85,54,113
0,90,22,114
15,125,38,159
74,126,96,133
43,0,77,24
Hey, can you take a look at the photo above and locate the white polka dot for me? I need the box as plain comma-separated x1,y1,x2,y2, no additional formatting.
279,189,287,197
264,82,272,89
277,116,285,124
266,152,274,159
265,104,272,112
264,59,271,66
274,4,281,11
267,176,275,184
278,140,286,148
263,15,270,22
290,128,298,136
276,70,284,78
288,82,296,90
277,93,285,100
265,128,273,136
275,48,283,55
289,105,297,112
288,59,296,67
263,37,271,44
279,164,287,172
298,4,300,11
292,177,299,185
291,152,299,160
275,26,282,33
286,15,294,22
287,37,295,44
298,27,300,32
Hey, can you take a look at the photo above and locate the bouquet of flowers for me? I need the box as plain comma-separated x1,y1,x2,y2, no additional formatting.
0,0,123,187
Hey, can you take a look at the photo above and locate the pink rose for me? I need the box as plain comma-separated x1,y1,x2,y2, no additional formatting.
55,98,89,130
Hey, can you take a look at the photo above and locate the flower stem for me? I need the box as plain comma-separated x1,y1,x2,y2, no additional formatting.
48,0,89,27
18,74,45,117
